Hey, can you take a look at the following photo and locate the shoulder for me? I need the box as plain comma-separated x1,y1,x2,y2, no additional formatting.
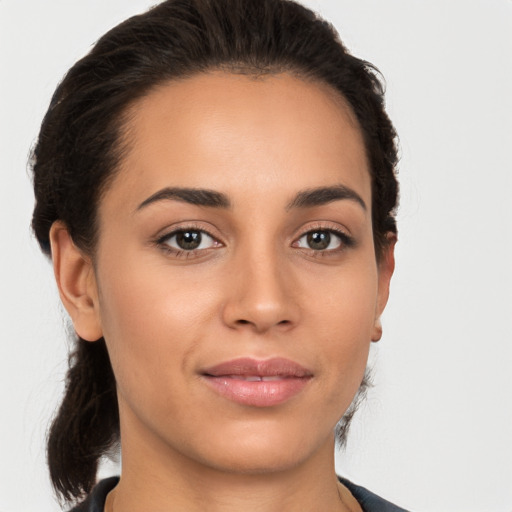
67,477,119,512
339,476,411,512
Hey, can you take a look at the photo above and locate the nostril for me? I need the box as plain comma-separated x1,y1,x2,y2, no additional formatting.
233,318,292,331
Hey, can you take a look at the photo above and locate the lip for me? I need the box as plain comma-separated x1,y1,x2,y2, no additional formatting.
200,357,313,407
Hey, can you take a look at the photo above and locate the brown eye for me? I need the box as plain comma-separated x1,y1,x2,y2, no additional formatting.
161,229,218,252
295,230,344,251
175,230,202,250
306,231,331,250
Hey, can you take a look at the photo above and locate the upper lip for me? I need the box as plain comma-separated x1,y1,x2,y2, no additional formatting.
201,357,312,378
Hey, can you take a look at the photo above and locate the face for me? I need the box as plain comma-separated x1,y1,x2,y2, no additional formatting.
74,72,394,475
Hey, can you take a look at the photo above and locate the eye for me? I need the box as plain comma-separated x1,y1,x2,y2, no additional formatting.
294,229,350,252
159,229,220,252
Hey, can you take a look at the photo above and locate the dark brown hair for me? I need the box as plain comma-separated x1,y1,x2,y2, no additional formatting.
31,0,399,504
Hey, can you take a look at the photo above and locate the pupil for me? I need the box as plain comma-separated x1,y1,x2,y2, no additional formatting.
176,231,201,250
307,231,330,250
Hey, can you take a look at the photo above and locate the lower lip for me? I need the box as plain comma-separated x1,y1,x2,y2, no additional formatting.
202,376,311,407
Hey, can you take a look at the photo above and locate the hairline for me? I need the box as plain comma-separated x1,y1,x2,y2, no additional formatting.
92,66,374,250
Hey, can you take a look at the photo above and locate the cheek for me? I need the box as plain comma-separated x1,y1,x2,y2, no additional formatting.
303,260,378,398
95,237,379,436
95,253,221,401
305,255,379,339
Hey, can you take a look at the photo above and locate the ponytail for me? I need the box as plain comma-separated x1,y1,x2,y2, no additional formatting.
47,338,119,502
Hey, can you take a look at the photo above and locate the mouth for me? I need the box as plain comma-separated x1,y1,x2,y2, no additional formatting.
200,357,313,407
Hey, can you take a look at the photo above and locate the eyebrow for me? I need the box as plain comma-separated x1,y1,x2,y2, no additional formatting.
136,187,231,211
286,185,366,211
136,184,366,212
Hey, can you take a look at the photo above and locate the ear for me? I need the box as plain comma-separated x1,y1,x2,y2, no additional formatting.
371,233,397,342
49,221,103,342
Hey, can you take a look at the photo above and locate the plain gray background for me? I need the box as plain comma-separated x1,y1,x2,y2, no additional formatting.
1,1,511,510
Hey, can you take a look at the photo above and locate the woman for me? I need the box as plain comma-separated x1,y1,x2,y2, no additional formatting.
31,0,404,510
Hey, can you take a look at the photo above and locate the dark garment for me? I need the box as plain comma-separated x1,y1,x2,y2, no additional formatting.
70,475,409,512
69,477,118,512
338,477,409,512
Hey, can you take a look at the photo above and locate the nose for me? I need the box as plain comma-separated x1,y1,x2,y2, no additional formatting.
221,248,299,334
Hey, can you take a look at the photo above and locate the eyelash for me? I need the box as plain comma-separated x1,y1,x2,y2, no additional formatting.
155,223,354,259
293,224,355,259
155,224,221,259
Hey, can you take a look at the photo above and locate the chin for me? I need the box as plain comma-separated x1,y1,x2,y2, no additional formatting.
182,422,332,475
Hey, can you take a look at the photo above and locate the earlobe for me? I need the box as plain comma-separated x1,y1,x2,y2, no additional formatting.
371,318,383,342
372,233,397,343
49,221,103,342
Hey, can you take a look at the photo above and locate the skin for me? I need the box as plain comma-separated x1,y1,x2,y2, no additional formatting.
50,72,395,512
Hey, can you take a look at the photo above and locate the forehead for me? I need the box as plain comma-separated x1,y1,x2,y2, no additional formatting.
109,71,371,209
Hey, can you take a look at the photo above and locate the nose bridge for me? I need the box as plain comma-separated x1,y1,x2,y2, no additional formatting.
222,232,298,332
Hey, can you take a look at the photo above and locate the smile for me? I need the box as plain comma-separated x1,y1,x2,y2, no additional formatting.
201,357,313,407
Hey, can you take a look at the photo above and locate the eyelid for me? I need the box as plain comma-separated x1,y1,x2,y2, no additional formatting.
291,222,355,252
162,230,217,250
154,221,221,242
152,220,354,260
154,222,224,257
